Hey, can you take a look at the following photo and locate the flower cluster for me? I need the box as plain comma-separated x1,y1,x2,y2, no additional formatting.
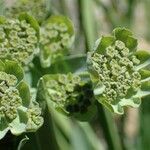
5,0,49,24
87,28,150,114
26,102,43,132
0,15,38,65
40,16,74,67
0,60,43,139
38,73,97,121
90,41,141,100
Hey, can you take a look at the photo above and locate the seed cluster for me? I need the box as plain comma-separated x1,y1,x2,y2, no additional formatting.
90,40,141,103
45,74,94,114
0,19,37,64
40,20,72,59
0,71,22,120
6,0,48,23
26,103,43,131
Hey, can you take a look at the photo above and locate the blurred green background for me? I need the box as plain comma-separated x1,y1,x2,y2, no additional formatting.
1,0,150,150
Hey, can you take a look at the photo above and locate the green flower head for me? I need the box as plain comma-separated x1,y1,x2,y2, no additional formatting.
5,0,50,24
0,13,39,65
0,60,43,140
37,73,97,121
87,27,150,114
40,16,75,68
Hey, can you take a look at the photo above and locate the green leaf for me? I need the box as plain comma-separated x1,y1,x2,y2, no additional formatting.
95,36,115,54
135,51,150,70
95,96,115,113
113,27,137,50
136,50,150,62
9,105,29,136
141,81,150,92
0,117,9,140
135,50,150,63
140,69,150,79
4,60,24,83
17,107,28,124
113,27,132,37
126,36,137,50
113,27,132,41
95,91,142,114
9,115,27,135
18,13,40,40
17,81,31,107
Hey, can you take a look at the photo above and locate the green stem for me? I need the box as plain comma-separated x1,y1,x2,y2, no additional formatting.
97,102,123,150
126,0,135,27
94,0,116,29
63,54,87,60
135,59,150,71
144,0,150,40
17,136,29,150
138,95,150,150
36,107,59,150
58,0,68,15
78,0,97,52
141,77,150,83
76,71,89,77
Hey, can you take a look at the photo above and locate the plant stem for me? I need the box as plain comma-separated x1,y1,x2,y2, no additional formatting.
78,0,97,52
97,102,123,150
138,95,150,150
126,0,135,27
36,106,59,150
94,0,116,29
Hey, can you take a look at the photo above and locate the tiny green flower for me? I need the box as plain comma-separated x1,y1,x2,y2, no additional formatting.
40,16,75,68
26,101,43,132
87,27,150,114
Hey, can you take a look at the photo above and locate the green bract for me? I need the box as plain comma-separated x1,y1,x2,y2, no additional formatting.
37,73,97,121
87,27,150,114
5,0,50,24
0,13,39,65
40,16,75,68
0,60,43,139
